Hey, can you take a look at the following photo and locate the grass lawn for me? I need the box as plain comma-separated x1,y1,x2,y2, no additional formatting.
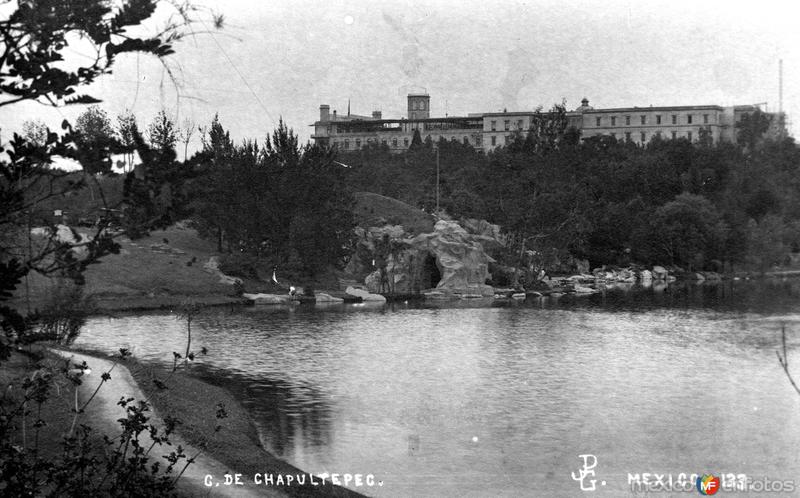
10,225,240,313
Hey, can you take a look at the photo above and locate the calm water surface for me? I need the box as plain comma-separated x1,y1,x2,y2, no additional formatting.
76,280,800,497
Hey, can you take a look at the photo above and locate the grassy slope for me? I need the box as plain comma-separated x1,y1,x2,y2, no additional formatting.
353,191,435,235
13,225,237,312
10,192,435,311
125,358,364,497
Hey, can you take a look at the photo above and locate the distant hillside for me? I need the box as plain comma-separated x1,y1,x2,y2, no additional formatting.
353,192,435,234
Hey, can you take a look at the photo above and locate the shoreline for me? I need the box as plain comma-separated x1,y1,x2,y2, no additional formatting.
85,270,800,315
57,346,366,498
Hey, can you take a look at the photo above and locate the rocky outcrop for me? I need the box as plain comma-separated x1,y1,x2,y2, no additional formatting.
408,220,496,297
351,219,502,299
31,224,92,258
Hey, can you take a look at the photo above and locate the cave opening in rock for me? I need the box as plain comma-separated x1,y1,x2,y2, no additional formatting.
421,253,441,290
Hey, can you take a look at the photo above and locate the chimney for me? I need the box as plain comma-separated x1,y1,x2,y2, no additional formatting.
320,105,330,122
372,110,382,119
333,110,337,120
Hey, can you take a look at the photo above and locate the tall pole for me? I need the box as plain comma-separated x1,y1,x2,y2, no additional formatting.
779,59,785,136
779,59,783,116
435,147,440,213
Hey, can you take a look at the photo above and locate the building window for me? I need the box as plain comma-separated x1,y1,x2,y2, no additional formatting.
344,139,350,149
671,131,677,140
491,120,496,131
404,138,409,147
672,115,677,125
475,135,482,146
392,138,397,147
625,132,631,141
596,117,601,126
640,115,646,125
517,119,523,130
611,116,616,126
505,135,510,144
640,132,646,142
355,139,361,148
504,120,510,131
687,115,693,124
687,131,692,141
703,114,709,124
463,136,469,145
381,139,387,146
656,115,662,124
491,136,496,146
625,116,630,126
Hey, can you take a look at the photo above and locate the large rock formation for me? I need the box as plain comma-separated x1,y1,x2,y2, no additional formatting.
351,219,502,299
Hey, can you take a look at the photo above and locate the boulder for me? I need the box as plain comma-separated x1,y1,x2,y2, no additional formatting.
345,286,387,302
652,266,668,280
31,224,91,258
243,293,292,305
315,293,344,303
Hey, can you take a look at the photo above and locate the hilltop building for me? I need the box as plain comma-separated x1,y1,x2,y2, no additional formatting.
311,94,767,153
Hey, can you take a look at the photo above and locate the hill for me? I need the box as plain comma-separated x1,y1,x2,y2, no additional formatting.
353,192,435,234
13,224,241,312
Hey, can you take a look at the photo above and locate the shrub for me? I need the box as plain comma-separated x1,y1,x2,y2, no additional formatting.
218,252,263,280
24,280,95,345
0,353,196,496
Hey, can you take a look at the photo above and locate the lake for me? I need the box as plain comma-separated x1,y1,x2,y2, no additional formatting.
75,279,800,497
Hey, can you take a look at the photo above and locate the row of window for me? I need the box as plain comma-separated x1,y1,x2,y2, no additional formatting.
603,130,699,142
490,119,525,132
595,113,711,127
332,135,482,149
488,135,514,146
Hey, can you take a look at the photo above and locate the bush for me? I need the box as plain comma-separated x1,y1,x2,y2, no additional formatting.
218,252,263,280
24,280,94,345
0,352,200,496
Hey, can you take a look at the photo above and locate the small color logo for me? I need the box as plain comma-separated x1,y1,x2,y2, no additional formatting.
696,474,720,495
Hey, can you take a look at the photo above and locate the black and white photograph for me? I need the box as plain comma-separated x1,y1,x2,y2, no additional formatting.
2,0,800,496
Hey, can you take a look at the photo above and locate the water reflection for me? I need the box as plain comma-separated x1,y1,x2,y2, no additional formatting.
557,278,800,314
190,363,335,457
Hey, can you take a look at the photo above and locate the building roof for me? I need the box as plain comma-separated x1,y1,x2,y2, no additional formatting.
583,104,723,113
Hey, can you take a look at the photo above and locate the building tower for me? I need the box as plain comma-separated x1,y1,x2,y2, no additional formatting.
408,94,431,120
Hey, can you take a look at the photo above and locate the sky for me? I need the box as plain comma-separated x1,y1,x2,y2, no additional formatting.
2,0,800,154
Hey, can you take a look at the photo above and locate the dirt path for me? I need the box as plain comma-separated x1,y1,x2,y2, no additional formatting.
52,350,287,498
